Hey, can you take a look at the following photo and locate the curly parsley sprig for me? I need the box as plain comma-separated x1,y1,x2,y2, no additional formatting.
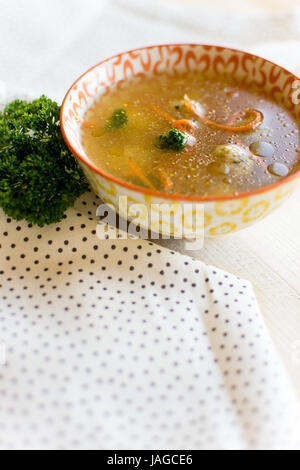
0,95,89,226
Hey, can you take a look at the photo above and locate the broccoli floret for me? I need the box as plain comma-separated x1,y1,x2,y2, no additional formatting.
0,95,89,226
105,108,128,131
155,127,187,151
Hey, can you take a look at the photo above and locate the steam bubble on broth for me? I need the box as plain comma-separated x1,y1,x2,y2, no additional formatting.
268,162,289,177
249,141,274,158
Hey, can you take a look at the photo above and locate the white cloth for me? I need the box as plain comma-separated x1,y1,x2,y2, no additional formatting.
0,0,300,450
0,192,299,450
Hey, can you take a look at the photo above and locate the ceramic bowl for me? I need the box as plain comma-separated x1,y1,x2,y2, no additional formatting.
61,44,300,237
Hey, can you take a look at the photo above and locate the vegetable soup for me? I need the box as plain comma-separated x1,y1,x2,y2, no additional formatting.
81,71,300,197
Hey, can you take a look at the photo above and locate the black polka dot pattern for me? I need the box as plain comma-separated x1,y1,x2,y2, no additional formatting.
0,192,299,450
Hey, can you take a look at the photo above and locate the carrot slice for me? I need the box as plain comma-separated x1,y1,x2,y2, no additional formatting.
126,157,156,190
173,119,196,148
149,104,196,147
158,168,174,192
149,103,176,123
172,119,195,134
82,120,97,129
149,105,195,135
184,94,263,132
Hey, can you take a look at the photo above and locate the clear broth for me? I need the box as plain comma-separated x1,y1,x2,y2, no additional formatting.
81,71,300,197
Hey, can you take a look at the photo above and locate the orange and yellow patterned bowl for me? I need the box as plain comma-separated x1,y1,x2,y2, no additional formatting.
61,44,300,237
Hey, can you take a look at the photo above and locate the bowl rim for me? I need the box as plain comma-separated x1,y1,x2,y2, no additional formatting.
60,43,300,203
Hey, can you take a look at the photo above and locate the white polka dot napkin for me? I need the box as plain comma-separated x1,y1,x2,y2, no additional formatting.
0,191,299,450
